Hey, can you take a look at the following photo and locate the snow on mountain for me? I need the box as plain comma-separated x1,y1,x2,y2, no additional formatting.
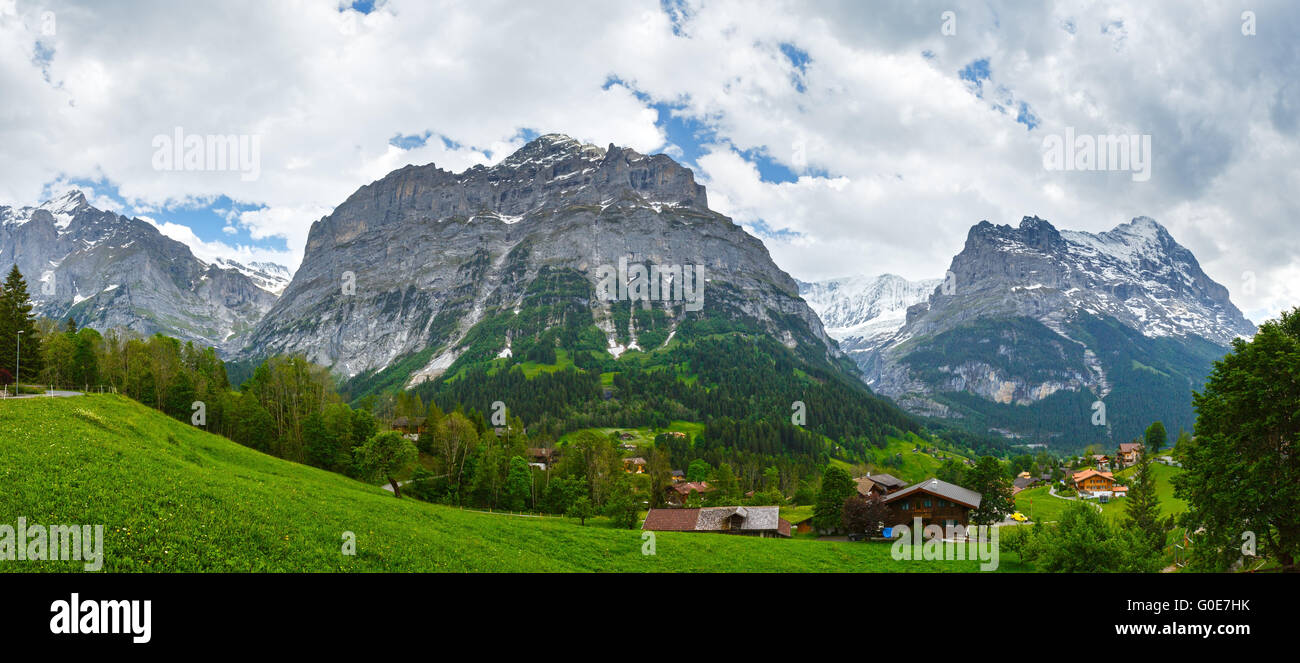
240,133,838,384
212,257,293,296
798,274,939,356
861,215,1255,443
0,190,285,352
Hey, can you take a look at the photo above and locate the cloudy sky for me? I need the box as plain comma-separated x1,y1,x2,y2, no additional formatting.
1,0,1297,323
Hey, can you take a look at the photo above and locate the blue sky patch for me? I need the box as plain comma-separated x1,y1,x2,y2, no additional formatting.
958,58,991,98
40,176,287,257
660,0,690,36
779,43,810,93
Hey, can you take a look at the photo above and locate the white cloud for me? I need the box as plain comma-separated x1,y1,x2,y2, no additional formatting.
1,0,1297,325
141,216,296,270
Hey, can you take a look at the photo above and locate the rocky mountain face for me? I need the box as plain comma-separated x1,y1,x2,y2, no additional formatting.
212,258,291,296
0,191,283,350
240,134,840,387
860,215,1254,447
798,274,939,360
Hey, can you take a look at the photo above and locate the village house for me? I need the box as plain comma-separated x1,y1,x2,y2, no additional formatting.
664,481,714,506
670,470,686,484
854,472,908,498
1011,476,1041,495
1090,454,1112,470
527,448,558,470
794,517,815,535
623,457,647,474
390,416,427,442
882,477,982,529
1072,469,1128,498
1117,442,1143,467
643,506,792,538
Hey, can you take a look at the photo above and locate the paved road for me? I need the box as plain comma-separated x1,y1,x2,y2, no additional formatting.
1049,485,1102,512
1,389,83,399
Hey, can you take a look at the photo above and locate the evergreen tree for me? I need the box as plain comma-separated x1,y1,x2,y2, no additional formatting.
812,465,855,533
1175,307,1300,571
0,265,42,383
1124,443,1165,561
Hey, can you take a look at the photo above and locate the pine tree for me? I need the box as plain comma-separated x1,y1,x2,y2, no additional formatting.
812,465,855,533
0,265,42,383
1124,443,1164,559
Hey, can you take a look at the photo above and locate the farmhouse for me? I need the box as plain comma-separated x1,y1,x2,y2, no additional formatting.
623,457,647,474
527,448,558,470
854,472,907,497
1072,469,1127,498
643,506,792,538
391,416,427,435
664,481,715,506
670,470,685,483
882,477,982,529
1118,442,1143,467
1090,454,1112,470
1011,476,1041,495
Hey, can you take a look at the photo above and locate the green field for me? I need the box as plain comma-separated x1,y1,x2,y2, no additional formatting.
557,421,704,448
1013,462,1187,524
0,395,1020,572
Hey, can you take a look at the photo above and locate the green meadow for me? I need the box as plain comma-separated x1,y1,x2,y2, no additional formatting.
0,395,1019,572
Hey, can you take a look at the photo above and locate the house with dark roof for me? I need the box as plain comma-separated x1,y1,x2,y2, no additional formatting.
642,506,791,538
526,447,558,470
670,470,685,484
1012,476,1041,494
391,416,428,435
854,472,907,497
882,477,982,529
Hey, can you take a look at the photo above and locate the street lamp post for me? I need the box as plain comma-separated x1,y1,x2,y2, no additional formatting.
15,330,22,393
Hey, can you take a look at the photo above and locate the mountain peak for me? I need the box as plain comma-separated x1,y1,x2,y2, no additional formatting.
41,189,89,212
1110,215,1171,241
499,133,606,169
1019,215,1056,231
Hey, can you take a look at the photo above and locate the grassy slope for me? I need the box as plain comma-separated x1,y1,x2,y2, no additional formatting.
1013,463,1187,523
861,432,973,484
0,395,1017,572
557,421,704,448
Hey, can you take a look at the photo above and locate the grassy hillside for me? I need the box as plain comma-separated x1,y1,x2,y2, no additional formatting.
557,421,704,448
0,395,1018,572
860,432,973,484
1012,462,1187,523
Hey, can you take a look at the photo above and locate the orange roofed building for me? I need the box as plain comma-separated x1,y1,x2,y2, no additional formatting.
1072,469,1127,497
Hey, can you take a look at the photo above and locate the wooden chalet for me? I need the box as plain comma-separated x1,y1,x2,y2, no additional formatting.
1117,442,1143,467
1072,469,1127,497
390,416,428,435
882,477,983,529
526,447,558,469
854,472,907,498
664,481,714,506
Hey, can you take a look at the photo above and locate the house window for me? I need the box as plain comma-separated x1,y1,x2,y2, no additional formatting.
923,498,932,508
901,501,910,510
